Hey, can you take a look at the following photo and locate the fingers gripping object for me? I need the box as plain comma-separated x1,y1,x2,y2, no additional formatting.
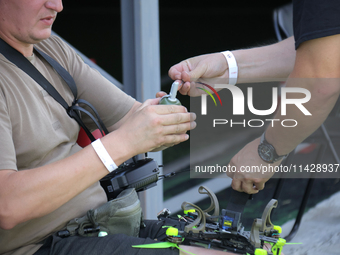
137,186,286,255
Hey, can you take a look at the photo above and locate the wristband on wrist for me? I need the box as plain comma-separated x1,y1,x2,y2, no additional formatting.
221,50,238,85
91,139,118,173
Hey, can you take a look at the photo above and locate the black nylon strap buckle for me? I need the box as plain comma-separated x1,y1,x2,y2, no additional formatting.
67,99,78,117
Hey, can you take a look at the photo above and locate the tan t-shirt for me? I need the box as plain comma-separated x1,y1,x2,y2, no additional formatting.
0,36,135,255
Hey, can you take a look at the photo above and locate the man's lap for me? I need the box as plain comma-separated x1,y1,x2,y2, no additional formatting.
34,220,182,255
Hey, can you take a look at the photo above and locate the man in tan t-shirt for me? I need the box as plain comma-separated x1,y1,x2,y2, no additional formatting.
0,1,249,255
0,1,235,255
0,0,285,255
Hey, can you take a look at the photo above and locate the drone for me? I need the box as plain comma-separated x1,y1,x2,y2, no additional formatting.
153,186,285,255
99,158,286,254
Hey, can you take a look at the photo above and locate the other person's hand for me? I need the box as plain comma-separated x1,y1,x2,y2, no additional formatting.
168,53,229,97
227,137,281,194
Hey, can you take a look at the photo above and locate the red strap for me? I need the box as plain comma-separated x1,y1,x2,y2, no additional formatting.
77,128,104,147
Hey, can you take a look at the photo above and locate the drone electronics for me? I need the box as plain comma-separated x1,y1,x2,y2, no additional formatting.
100,158,286,254
143,186,286,255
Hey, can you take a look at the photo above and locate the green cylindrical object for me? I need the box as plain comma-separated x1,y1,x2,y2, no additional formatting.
159,95,181,105
159,81,181,105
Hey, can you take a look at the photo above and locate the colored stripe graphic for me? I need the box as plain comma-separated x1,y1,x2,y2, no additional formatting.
198,87,217,106
197,82,223,106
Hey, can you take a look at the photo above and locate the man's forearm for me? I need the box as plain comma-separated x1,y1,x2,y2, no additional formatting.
0,143,116,229
107,101,141,132
233,36,295,82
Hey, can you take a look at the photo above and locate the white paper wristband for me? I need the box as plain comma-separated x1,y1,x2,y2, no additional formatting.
221,50,238,85
91,139,117,173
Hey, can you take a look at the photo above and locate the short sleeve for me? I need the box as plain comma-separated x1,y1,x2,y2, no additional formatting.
293,0,340,49
0,88,17,170
36,36,136,130
53,36,136,129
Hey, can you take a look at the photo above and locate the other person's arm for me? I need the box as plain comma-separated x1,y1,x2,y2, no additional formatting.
168,36,295,96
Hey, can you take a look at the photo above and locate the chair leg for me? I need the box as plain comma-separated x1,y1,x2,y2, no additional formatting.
272,178,285,200
274,141,326,242
284,178,314,242
321,124,340,164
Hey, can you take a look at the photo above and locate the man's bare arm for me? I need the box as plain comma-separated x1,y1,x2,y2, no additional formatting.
234,36,295,82
230,34,340,193
107,101,141,132
168,36,296,96
0,99,195,229
266,34,340,155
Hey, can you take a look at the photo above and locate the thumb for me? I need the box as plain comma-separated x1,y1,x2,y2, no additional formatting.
143,97,161,106
156,91,167,98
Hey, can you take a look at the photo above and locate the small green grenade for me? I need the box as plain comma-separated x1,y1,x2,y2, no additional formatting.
159,81,182,105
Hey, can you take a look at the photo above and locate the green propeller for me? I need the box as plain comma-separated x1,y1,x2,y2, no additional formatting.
132,242,196,255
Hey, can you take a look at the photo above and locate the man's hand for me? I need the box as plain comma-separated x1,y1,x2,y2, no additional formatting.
168,53,229,97
227,137,281,194
110,98,196,157
153,91,190,152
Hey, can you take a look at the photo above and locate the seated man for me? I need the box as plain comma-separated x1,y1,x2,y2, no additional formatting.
0,1,214,255
0,1,282,255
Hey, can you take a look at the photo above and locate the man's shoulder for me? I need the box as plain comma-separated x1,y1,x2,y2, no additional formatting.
35,35,77,72
35,35,69,56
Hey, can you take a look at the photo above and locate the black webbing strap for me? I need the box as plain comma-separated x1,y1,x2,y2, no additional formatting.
0,38,108,142
225,189,252,214
222,190,252,231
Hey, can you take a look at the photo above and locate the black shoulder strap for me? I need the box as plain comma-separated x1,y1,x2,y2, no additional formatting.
0,38,108,142
221,189,252,231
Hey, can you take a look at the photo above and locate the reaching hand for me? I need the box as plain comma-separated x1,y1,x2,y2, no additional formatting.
168,53,229,97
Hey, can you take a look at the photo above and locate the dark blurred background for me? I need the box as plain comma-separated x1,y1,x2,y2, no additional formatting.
53,0,291,84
